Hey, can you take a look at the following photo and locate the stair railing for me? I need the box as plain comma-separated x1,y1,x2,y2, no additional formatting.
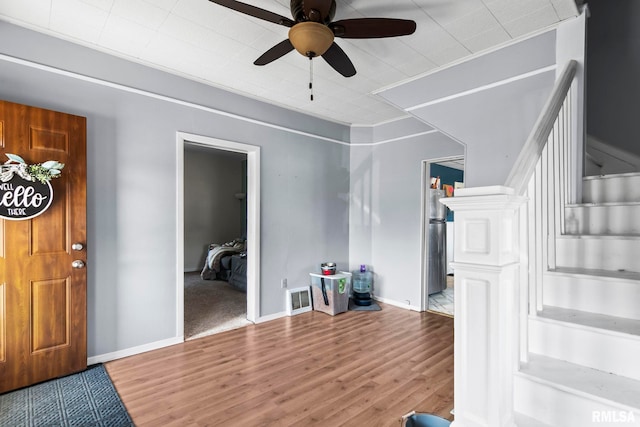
505,60,579,363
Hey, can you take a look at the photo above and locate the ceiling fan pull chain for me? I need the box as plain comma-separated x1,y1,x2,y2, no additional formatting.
309,57,314,101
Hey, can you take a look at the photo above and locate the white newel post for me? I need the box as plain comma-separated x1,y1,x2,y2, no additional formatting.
441,186,526,427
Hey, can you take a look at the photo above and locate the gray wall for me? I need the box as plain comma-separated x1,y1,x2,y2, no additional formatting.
411,70,555,187
369,135,463,307
0,22,350,358
349,129,464,307
376,29,558,188
586,0,640,156
184,147,245,272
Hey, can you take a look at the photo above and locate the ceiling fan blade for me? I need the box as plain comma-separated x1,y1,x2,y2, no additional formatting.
208,0,295,27
254,39,295,65
331,18,416,38
321,43,356,77
303,0,334,23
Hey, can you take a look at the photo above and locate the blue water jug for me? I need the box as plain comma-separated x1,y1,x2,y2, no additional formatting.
352,265,373,306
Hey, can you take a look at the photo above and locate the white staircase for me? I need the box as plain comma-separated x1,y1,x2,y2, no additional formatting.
515,173,640,427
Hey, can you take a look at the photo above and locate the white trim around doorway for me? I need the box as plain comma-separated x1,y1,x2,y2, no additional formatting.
176,132,261,338
420,155,465,312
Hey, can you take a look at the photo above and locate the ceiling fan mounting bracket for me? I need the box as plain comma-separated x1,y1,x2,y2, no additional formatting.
291,0,336,24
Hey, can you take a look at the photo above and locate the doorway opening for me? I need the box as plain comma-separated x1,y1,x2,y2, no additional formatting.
176,132,261,340
421,156,464,317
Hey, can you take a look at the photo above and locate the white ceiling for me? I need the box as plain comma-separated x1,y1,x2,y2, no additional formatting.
0,0,578,126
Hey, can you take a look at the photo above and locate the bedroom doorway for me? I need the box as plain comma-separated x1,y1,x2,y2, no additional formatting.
421,156,464,317
176,132,261,340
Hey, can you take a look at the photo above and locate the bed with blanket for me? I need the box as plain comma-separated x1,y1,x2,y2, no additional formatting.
200,238,247,292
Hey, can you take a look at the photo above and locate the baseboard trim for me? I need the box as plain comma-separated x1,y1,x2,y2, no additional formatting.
373,295,422,312
87,336,184,365
86,301,416,365
255,311,287,323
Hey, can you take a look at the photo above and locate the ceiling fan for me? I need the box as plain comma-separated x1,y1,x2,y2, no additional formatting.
208,0,417,78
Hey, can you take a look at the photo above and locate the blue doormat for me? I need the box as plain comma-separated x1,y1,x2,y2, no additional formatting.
0,364,134,426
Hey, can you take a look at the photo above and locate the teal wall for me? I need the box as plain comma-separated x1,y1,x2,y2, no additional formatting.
430,163,464,222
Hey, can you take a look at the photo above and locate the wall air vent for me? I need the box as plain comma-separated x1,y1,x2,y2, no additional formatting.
287,287,312,316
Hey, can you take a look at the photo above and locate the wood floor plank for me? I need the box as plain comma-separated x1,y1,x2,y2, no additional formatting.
106,303,454,427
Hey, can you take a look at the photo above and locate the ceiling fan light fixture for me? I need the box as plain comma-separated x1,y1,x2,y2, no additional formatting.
288,22,334,57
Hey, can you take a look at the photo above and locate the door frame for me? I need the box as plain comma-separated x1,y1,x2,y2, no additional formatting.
420,155,465,311
176,132,261,336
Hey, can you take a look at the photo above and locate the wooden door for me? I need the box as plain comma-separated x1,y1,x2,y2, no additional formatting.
0,100,87,393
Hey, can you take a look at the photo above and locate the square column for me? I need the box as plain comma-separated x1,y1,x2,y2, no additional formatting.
442,186,526,427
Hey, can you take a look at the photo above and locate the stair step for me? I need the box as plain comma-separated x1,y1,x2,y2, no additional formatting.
539,305,640,336
515,354,640,427
583,172,640,204
514,413,554,427
544,268,640,320
555,234,640,273
529,306,640,381
565,202,640,235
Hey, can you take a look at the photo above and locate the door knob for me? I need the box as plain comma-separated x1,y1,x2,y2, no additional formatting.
72,243,84,251
72,260,86,269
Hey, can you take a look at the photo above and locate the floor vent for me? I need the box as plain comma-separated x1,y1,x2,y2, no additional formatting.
287,287,312,316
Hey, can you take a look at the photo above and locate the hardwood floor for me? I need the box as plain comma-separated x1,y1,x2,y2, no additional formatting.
106,303,454,427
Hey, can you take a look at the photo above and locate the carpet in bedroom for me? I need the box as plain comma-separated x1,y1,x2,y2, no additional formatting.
184,272,252,340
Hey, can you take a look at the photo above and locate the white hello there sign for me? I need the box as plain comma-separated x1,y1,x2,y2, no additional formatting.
0,153,64,221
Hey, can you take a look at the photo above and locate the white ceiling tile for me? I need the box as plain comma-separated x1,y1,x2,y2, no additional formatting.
416,0,486,25
550,0,579,20
427,43,470,67
339,48,400,85
177,60,224,84
231,63,287,90
251,0,291,16
484,0,553,23
343,36,425,74
501,4,560,38
326,73,376,94
406,25,471,66
460,25,511,53
339,0,409,19
391,55,436,78
79,0,113,12
443,7,501,41
335,0,367,15
141,32,219,73
158,13,223,52
211,37,257,66
358,100,404,124
403,20,470,60
111,0,170,29
141,0,178,12
99,14,157,57
172,0,233,30
0,0,51,28
50,0,109,44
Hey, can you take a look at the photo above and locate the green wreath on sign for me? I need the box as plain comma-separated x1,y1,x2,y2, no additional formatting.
1,153,65,184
